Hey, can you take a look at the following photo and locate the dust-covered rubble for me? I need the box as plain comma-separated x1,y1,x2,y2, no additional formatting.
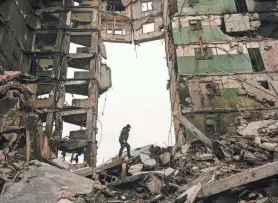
2,115,278,202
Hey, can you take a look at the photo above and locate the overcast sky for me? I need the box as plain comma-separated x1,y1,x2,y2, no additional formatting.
63,40,173,165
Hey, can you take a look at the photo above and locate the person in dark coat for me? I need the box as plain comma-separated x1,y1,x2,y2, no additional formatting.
118,124,132,159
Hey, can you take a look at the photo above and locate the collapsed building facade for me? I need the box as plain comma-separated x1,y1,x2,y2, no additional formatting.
0,0,166,168
0,0,112,167
165,0,278,144
2,0,278,203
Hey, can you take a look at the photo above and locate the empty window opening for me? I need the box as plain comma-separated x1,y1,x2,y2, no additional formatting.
35,34,57,51
234,0,248,13
70,34,92,47
73,1,80,6
247,48,265,72
259,81,270,89
195,47,213,60
37,94,50,99
205,119,221,134
42,122,46,130
107,0,125,12
107,29,126,35
188,0,199,7
57,122,85,164
141,2,153,12
143,23,155,33
189,20,202,31
69,43,85,54
65,93,88,106
206,83,221,96
29,58,38,76
114,29,126,35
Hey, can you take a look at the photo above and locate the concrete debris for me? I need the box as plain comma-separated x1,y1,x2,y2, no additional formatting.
2,126,278,203
0,163,95,203
140,151,157,169
146,175,163,195
1,90,278,203
176,183,201,203
159,151,171,165
52,157,71,170
128,164,143,174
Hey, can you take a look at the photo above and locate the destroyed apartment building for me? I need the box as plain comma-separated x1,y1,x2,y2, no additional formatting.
0,0,112,168
2,0,278,203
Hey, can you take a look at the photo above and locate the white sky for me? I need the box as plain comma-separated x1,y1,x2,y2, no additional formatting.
63,40,174,165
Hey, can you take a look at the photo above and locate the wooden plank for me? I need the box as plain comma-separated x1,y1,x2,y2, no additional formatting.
198,161,278,198
173,111,213,149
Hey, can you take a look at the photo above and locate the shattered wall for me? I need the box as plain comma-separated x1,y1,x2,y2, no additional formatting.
164,0,278,142
100,0,164,43
0,0,111,168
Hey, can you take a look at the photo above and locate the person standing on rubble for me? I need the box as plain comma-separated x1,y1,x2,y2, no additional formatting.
118,124,132,159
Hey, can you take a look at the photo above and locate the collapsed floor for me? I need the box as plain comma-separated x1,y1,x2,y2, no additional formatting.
1,111,278,203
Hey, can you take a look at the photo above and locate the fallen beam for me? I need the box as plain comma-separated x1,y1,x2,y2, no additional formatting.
109,173,146,186
198,161,278,198
74,158,123,177
173,111,213,149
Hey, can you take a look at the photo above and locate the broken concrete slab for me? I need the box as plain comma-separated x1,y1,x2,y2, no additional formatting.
159,151,171,165
178,170,217,193
242,80,277,103
176,183,202,203
140,151,157,169
198,161,278,198
181,143,190,154
109,173,146,186
52,158,70,170
146,175,163,195
57,199,74,203
195,153,214,161
237,120,278,137
74,158,123,177
161,167,175,177
125,144,154,161
0,163,95,203
128,164,143,175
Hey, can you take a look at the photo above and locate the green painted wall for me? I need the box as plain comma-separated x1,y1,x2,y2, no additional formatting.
221,88,262,108
172,26,231,44
202,88,262,109
177,0,237,14
177,54,253,74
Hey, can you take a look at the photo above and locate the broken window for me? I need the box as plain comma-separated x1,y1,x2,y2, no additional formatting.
195,47,213,60
142,23,155,33
247,48,265,72
141,2,153,12
205,119,221,134
107,0,125,12
189,20,202,31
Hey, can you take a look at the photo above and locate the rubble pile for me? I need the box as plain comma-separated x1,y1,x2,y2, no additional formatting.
70,116,278,203
1,116,278,202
